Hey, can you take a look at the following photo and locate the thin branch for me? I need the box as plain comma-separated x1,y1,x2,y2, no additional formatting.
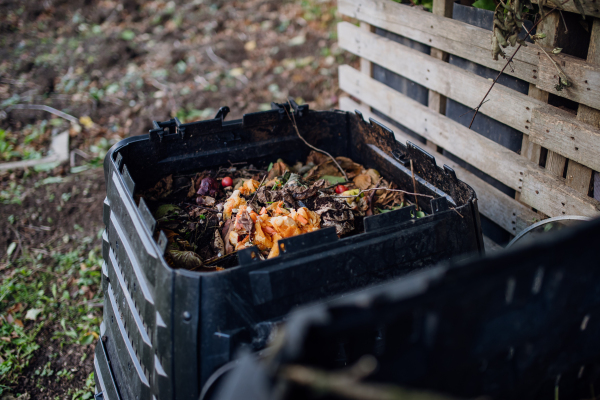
558,9,568,32
250,174,267,205
366,178,382,216
206,46,230,68
280,357,460,400
469,1,570,129
182,203,220,213
8,226,23,262
450,207,464,218
284,99,349,181
459,99,490,118
535,42,569,84
336,187,434,199
7,104,79,124
410,159,420,212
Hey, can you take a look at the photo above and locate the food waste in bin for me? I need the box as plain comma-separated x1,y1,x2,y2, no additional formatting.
139,150,427,271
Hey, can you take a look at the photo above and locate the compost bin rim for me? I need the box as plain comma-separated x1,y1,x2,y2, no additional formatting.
103,109,479,276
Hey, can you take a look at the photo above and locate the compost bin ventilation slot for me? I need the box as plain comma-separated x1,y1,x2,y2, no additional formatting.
122,164,135,195
138,198,156,234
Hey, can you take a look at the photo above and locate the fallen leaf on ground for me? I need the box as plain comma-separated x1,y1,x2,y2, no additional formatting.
25,308,43,321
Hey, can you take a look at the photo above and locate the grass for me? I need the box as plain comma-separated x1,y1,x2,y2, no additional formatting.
0,226,103,397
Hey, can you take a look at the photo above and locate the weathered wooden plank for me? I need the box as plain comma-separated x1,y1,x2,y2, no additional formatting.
517,84,546,205
529,105,600,171
545,151,567,176
521,169,600,217
427,0,452,149
338,0,539,82
565,161,593,193
337,22,545,134
339,65,528,190
536,51,600,111
359,21,375,113
532,0,600,18
339,96,539,233
359,22,374,78
339,65,600,218
566,18,600,197
531,12,570,193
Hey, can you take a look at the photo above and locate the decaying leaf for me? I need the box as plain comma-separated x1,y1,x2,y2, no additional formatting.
306,150,329,166
145,150,425,271
335,157,363,178
187,178,196,198
353,174,372,190
197,196,216,206
147,175,173,200
168,250,203,269
268,159,290,179
212,230,225,257
156,204,181,219
25,308,43,321
320,175,345,185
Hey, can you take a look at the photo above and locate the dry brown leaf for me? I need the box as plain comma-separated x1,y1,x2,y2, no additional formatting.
268,159,290,179
168,250,203,269
187,178,196,198
148,174,173,200
353,174,372,190
306,150,329,166
336,157,363,177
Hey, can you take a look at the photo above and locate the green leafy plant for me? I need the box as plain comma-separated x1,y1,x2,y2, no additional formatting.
391,0,432,12
0,129,17,161
472,0,496,11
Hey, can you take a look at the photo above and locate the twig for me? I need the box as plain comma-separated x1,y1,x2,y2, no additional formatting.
410,159,420,212
7,104,79,124
70,149,91,168
148,78,177,112
206,46,230,68
8,226,23,262
469,1,569,129
280,357,459,400
558,9,568,32
337,187,434,199
203,251,237,267
366,178,382,216
22,224,51,231
182,203,220,213
228,160,248,166
450,207,464,218
284,100,349,181
250,174,267,205
76,300,103,308
459,99,490,118
535,41,569,85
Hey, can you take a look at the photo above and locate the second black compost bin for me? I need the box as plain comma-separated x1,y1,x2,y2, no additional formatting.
93,102,484,400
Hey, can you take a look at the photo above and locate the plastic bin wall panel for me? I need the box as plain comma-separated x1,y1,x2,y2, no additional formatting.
217,217,600,400
93,104,484,400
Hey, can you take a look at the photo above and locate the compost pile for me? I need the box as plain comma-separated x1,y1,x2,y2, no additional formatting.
142,151,419,271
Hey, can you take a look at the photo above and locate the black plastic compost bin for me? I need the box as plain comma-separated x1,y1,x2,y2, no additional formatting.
216,217,600,400
93,102,484,400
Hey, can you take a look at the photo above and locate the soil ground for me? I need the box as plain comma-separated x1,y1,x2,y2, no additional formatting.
0,0,356,398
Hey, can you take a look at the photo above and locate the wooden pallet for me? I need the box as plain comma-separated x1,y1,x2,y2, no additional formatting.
336,0,600,246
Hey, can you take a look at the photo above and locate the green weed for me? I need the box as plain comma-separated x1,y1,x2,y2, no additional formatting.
0,241,102,394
